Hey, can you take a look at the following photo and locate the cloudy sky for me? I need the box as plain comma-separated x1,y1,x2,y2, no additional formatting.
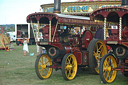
0,0,76,24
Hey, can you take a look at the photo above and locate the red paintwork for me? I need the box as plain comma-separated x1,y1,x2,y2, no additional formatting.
107,29,119,41
49,62,61,70
27,12,104,69
42,26,49,33
27,12,57,22
64,45,71,53
125,60,128,63
91,7,128,17
82,30,93,49
43,34,49,39
58,18,103,25
27,12,104,26
107,45,111,50
82,51,89,65
64,46,80,53
63,44,86,65
73,52,82,65
48,42,51,45
53,37,60,42
121,65,125,73
71,47,80,52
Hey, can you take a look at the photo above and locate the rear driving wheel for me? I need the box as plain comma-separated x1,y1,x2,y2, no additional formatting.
62,53,77,80
99,53,117,83
88,39,107,74
35,54,53,79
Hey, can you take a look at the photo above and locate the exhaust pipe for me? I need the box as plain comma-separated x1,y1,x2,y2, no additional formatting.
54,0,61,13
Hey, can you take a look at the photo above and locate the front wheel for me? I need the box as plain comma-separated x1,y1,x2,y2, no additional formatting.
35,54,53,79
99,53,117,83
61,53,77,80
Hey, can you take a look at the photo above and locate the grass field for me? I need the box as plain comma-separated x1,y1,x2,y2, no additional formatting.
0,43,128,85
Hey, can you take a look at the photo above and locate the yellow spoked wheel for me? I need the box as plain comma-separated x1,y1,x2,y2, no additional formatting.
62,53,77,80
35,54,53,79
88,39,107,74
99,53,117,83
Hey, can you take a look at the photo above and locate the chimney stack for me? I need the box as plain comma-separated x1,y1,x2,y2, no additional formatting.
122,0,128,7
54,0,61,13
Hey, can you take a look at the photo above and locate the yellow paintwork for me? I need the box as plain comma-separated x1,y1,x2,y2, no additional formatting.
93,40,107,74
65,54,77,80
103,55,117,83
38,54,52,79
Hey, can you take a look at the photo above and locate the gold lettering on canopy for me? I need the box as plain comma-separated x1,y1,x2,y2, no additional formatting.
58,18,103,25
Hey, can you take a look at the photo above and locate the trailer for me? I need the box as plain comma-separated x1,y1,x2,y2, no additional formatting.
15,24,35,45
7,32,16,42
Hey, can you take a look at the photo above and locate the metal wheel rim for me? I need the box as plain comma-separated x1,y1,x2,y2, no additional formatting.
38,54,52,79
65,54,77,80
103,55,117,83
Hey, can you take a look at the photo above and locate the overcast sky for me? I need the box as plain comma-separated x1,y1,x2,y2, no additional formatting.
0,0,76,24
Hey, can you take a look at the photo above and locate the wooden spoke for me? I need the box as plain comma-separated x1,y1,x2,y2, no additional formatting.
39,60,43,65
45,60,50,64
98,45,103,52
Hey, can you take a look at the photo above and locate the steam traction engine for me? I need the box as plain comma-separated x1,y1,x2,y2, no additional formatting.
91,0,128,83
27,12,107,80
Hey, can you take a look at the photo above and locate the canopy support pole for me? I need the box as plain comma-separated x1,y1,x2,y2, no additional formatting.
104,17,107,40
119,17,122,40
49,20,51,42
52,21,58,42
37,21,40,41
30,21,37,42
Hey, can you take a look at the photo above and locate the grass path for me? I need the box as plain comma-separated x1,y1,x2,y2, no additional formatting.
0,44,128,85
